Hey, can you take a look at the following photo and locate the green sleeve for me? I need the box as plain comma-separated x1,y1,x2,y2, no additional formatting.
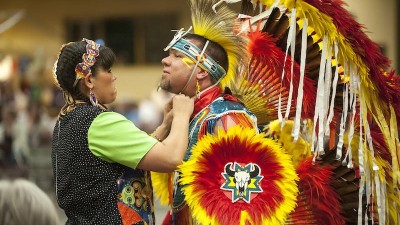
88,112,157,169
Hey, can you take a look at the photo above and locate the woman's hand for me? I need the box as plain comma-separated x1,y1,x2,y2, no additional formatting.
171,94,194,118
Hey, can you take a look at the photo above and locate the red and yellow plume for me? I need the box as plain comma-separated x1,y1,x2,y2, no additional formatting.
190,0,247,87
178,126,299,225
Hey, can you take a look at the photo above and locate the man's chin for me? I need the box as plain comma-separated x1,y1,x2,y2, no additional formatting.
159,84,174,94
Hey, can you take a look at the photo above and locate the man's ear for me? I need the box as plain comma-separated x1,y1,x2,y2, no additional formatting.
196,69,209,80
84,75,94,89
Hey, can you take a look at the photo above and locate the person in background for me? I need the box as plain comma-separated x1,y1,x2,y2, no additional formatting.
52,38,193,224
0,178,60,225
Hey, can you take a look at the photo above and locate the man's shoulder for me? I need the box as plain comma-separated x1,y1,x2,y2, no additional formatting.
210,96,250,112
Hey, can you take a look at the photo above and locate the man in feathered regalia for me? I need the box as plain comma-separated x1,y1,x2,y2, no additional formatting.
156,1,260,223
152,0,400,224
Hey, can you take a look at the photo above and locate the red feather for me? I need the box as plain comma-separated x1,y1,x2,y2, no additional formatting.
304,0,400,121
247,29,317,119
291,158,345,225
369,124,394,175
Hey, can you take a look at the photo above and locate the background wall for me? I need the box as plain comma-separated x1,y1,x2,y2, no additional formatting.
0,0,192,101
345,0,398,71
1,0,398,101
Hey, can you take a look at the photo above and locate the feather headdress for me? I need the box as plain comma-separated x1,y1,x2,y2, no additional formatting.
229,0,400,224
189,0,246,86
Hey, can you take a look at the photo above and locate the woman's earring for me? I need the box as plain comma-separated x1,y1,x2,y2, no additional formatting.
89,89,98,106
196,80,201,99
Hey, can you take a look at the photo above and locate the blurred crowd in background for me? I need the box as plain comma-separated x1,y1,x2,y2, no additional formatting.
0,51,168,180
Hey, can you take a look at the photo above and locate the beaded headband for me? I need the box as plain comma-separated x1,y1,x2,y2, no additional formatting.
164,28,226,82
171,38,226,81
73,38,100,87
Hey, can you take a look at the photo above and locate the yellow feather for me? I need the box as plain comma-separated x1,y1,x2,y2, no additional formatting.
265,120,312,168
190,0,247,87
257,0,400,195
254,0,375,91
150,172,172,206
240,210,255,225
342,130,400,224
362,87,400,187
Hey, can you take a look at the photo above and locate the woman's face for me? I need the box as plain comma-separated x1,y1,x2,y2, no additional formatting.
91,67,117,105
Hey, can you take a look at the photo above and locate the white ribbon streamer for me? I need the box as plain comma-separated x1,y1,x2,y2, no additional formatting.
336,81,349,160
238,0,281,34
357,176,366,225
343,66,357,168
284,12,297,121
278,8,297,127
311,35,328,157
325,42,339,135
292,18,308,141
212,0,241,13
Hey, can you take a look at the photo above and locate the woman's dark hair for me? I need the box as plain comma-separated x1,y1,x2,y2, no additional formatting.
183,33,228,83
55,40,116,102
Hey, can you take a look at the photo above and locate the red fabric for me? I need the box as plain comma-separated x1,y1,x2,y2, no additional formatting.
222,93,238,102
247,28,317,119
117,202,143,225
192,86,222,119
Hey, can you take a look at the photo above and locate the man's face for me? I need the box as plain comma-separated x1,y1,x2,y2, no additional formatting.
160,41,199,95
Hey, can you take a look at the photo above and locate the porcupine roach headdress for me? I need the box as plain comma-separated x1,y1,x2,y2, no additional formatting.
189,0,247,87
